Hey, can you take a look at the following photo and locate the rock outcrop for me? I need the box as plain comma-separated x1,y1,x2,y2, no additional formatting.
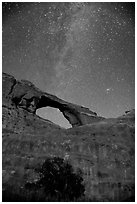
2,72,135,201
2,72,103,128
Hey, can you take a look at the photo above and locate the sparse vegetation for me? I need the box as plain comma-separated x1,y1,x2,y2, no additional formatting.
3,157,85,201
26,157,85,200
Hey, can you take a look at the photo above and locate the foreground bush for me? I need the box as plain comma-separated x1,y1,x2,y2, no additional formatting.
25,157,85,201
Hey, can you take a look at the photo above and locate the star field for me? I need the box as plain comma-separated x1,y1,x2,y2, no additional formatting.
2,2,135,127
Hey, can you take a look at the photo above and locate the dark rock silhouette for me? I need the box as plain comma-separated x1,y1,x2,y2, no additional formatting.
3,72,103,128
2,72,135,201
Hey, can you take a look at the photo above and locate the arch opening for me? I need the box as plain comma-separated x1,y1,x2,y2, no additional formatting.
36,107,72,129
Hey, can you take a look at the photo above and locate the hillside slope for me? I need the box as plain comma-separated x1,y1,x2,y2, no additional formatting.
2,73,135,201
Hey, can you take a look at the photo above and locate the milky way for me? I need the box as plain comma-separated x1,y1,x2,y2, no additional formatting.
2,2,135,127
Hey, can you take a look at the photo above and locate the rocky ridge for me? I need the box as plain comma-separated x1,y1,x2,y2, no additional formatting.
2,72,135,201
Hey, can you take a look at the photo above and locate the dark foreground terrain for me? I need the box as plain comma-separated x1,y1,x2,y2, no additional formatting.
2,73,135,201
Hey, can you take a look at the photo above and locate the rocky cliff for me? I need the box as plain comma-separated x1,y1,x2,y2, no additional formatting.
2,72,135,201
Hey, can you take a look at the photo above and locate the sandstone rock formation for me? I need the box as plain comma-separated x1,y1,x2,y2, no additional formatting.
2,72,135,201
2,72,103,129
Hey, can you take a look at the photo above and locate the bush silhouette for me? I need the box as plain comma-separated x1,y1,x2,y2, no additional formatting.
25,157,85,200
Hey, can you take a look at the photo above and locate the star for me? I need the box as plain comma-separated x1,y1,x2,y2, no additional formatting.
106,88,114,94
2,2,135,126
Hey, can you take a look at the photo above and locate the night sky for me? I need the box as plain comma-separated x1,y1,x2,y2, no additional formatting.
2,2,135,128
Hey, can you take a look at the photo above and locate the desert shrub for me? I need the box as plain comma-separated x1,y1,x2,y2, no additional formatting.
25,157,85,201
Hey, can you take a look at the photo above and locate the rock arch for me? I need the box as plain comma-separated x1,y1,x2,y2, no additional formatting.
29,95,83,127
3,72,104,127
